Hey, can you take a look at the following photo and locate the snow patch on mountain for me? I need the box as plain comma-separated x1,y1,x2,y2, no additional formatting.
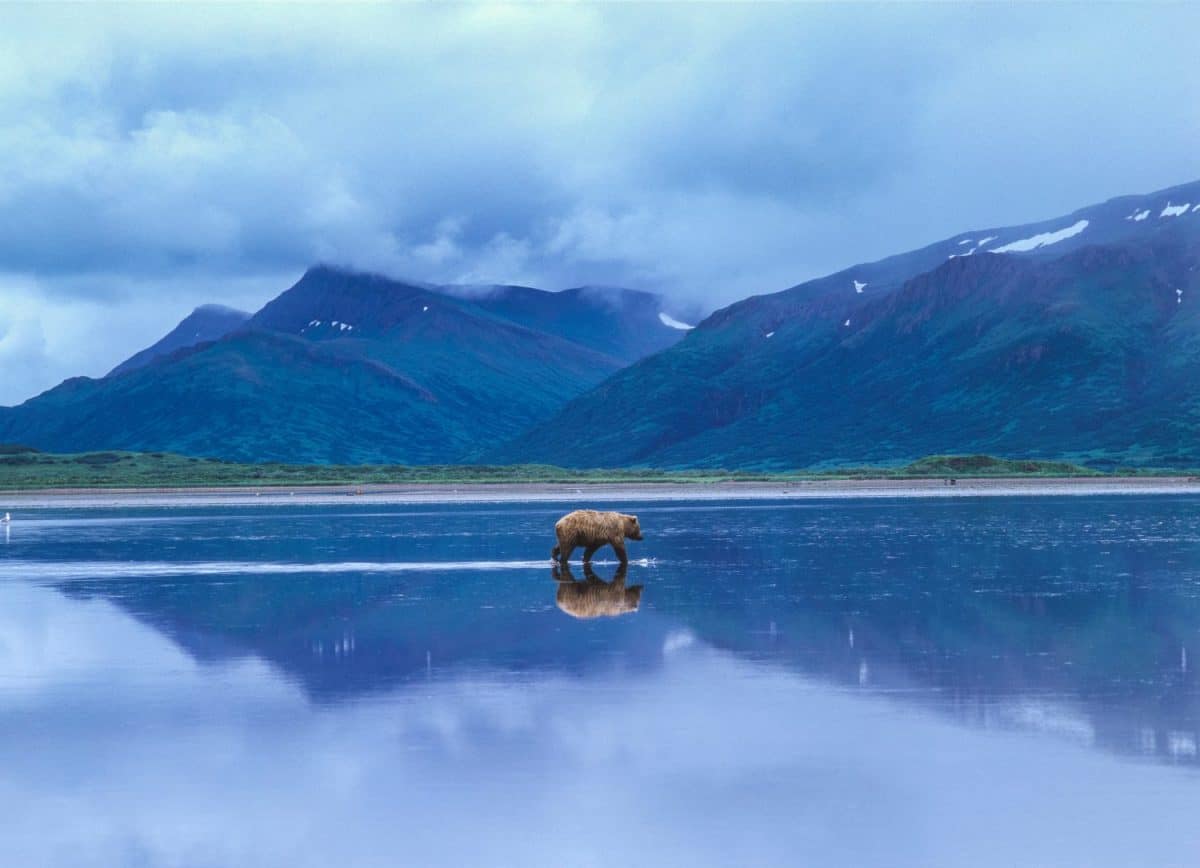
659,312,694,330
1161,202,1190,218
948,236,998,260
1127,209,1150,222
854,280,867,293
304,319,351,333
990,220,1088,254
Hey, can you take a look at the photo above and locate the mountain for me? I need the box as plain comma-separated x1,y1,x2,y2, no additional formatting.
493,180,1200,469
109,304,250,376
0,267,688,463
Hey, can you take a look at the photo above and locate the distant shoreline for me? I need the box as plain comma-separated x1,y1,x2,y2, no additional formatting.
4,476,1200,508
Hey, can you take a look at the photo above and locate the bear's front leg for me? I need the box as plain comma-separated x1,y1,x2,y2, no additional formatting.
609,537,628,564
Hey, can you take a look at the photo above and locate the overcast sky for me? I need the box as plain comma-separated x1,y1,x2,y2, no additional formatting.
1,3,1198,405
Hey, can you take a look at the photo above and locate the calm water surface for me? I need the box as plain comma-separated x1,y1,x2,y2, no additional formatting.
1,496,1198,866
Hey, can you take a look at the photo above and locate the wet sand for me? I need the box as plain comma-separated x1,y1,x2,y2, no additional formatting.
2,476,1200,508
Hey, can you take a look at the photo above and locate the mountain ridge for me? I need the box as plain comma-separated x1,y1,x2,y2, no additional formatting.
6,178,1200,468
0,267,689,463
492,180,1200,469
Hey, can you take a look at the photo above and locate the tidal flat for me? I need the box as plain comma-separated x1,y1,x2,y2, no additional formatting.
3,475,1200,509
1,496,1198,866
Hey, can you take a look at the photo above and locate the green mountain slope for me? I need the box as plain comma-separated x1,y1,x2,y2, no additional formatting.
0,267,684,463
494,183,1200,469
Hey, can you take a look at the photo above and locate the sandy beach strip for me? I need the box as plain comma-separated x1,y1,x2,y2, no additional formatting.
2,476,1199,508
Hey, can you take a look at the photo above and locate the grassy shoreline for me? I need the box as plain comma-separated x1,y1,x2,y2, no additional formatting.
0,446,1169,491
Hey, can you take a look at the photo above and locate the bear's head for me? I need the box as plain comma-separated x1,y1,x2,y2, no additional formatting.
623,514,643,540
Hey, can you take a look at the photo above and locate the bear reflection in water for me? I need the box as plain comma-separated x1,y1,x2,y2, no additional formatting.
552,562,643,619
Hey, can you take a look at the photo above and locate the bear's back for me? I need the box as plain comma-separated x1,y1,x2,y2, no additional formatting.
557,509,617,533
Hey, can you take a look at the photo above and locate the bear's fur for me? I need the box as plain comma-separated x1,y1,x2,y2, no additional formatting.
553,563,642,619
551,509,643,565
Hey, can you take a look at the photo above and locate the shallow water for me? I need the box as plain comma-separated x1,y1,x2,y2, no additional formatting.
1,496,1198,866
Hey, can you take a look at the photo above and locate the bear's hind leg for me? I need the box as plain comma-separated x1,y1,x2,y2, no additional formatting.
554,527,571,564
582,544,600,563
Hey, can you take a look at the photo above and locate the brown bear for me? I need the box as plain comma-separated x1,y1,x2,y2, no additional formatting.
553,562,642,619
551,509,643,565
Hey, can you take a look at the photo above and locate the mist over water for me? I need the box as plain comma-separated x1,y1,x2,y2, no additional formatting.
1,497,1198,866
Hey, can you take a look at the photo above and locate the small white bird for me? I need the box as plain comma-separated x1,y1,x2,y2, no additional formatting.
1,512,10,524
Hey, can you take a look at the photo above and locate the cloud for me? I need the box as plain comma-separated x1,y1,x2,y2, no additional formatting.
0,3,1198,402
0,271,293,405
